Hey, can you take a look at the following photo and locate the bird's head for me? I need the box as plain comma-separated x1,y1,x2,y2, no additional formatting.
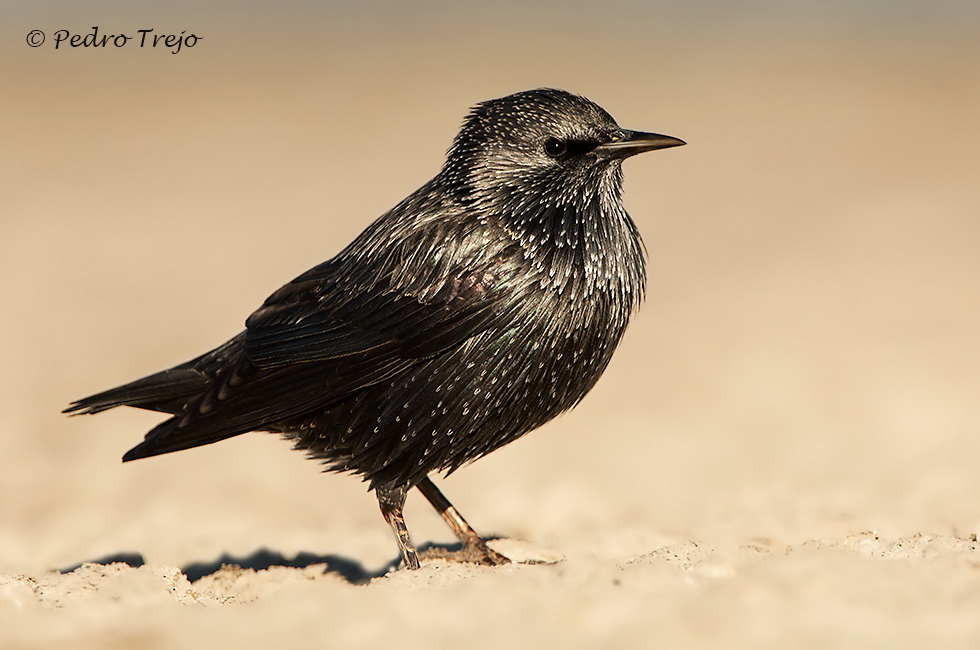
440,88,684,212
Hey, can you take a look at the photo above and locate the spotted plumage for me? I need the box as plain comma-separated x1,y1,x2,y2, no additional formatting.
65,88,684,569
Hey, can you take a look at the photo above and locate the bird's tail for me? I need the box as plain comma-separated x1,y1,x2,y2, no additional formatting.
63,332,246,417
64,333,278,462
63,367,210,416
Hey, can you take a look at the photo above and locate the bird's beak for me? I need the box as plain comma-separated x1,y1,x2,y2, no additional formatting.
594,130,686,161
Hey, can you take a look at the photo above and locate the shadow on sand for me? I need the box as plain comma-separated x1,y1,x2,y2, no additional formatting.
57,541,475,586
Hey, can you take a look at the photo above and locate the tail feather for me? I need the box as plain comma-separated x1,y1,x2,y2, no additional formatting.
63,368,209,416
66,333,256,461
121,415,245,461
121,360,340,462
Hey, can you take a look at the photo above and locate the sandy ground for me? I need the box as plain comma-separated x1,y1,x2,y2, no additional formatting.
2,2,980,648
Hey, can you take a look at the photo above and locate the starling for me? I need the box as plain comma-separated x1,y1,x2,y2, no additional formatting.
65,89,685,570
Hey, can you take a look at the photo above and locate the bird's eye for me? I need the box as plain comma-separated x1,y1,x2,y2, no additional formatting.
544,138,568,158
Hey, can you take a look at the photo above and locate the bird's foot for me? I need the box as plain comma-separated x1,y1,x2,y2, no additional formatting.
420,537,511,566
414,476,510,566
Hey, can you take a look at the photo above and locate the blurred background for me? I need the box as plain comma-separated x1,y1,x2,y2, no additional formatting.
2,0,979,597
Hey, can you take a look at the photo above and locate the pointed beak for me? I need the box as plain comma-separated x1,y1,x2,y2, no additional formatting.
594,130,686,161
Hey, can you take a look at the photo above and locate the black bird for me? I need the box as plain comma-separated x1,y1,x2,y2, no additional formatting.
65,89,684,570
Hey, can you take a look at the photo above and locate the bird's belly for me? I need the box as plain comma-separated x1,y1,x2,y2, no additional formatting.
408,288,625,466
285,286,630,488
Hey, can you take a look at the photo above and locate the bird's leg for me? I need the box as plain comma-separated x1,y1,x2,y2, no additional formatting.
416,476,510,566
376,485,420,570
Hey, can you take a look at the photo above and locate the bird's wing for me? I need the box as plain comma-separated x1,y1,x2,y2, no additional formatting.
242,267,501,368
243,202,526,370
121,238,523,461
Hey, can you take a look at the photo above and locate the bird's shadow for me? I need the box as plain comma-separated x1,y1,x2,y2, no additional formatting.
181,548,395,584
57,541,476,586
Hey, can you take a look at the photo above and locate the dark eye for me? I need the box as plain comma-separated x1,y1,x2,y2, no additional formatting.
544,138,567,158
